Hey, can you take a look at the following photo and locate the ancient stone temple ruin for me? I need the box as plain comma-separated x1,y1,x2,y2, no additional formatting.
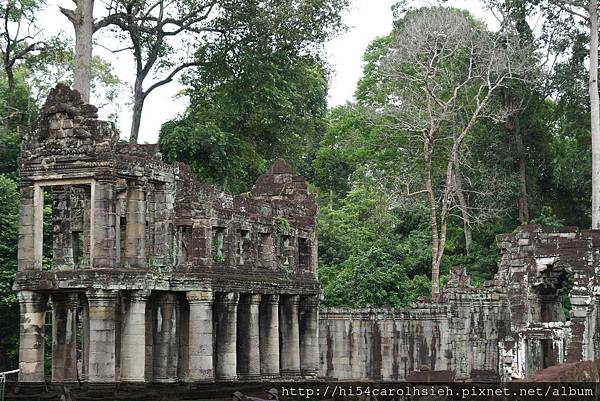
318,226,600,381
13,84,319,383
12,85,600,386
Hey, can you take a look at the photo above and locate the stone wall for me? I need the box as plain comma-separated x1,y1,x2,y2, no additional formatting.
319,268,509,381
319,226,600,382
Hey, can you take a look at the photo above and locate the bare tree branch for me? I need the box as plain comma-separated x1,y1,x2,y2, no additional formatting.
372,7,536,298
142,61,203,99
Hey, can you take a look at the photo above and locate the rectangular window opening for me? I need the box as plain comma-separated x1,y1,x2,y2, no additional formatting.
212,227,226,263
298,237,310,271
39,183,91,270
278,235,291,268
237,229,251,265
177,226,191,265
42,186,54,270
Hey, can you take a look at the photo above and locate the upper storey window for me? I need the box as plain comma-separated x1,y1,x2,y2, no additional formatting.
212,227,226,263
298,237,310,271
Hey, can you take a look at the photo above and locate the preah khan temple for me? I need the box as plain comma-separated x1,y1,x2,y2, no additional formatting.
11,85,600,387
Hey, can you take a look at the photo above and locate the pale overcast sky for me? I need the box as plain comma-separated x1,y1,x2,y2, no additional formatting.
43,0,496,144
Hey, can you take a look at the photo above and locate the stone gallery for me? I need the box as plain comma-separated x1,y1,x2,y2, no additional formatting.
12,85,600,384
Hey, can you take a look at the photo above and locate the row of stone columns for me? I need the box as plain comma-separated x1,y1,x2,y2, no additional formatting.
211,292,319,381
18,289,319,383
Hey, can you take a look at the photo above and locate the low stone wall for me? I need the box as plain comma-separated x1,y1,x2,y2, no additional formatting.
318,284,510,381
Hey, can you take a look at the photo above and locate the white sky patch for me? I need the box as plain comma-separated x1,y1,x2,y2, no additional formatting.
38,0,497,144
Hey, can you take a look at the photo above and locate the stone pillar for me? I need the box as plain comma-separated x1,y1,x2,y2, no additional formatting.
237,294,261,381
18,291,47,382
259,294,280,379
215,292,239,381
124,181,146,268
120,290,148,382
144,298,155,382
279,295,300,377
310,231,318,276
153,184,173,267
186,290,214,382
80,298,90,381
91,180,116,268
51,293,78,382
86,289,118,382
17,185,37,271
153,292,179,382
299,295,319,378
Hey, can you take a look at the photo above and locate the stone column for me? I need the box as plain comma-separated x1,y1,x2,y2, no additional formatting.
237,294,261,381
80,298,90,381
144,299,154,382
153,292,179,382
186,290,214,382
18,290,47,382
279,295,300,377
51,293,78,382
120,290,148,382
259,294,280,379
310,231,318,276
299,295,319,378
86,289,118,382
153,184,173,267
91,180,116,268
124,181,146,268
17,184,37,271
215,292,239,381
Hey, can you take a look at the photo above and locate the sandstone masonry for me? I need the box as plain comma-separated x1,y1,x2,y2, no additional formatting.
319,225,600,381
13,85,600,385
13,84,319,383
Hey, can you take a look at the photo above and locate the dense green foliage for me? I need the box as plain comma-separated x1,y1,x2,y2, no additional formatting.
312,4,594,307
0,175,20,369
159,0,345,192
159,54,328,192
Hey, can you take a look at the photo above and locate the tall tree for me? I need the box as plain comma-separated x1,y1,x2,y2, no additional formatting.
93,0,221,143
160,52,328,192
99,0,346,143
59,0,94,103
536,0,600,227
159,0,346,189
369,7,533,298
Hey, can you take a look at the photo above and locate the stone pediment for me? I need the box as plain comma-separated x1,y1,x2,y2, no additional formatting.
20,84,118,163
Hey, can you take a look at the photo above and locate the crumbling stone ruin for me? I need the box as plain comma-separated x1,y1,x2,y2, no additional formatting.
319,225,600,381
13,84,319,383
12,85,600,386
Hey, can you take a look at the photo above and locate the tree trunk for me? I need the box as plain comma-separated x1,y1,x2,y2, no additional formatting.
590,0,600,228
129,81,145,143
453,157,472,253
514,120,530,224
3,63,15,128
72,0,94,103
424,138,440,299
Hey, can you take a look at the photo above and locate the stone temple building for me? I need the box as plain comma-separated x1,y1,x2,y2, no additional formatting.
12,85,600,385
13,84,319,383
